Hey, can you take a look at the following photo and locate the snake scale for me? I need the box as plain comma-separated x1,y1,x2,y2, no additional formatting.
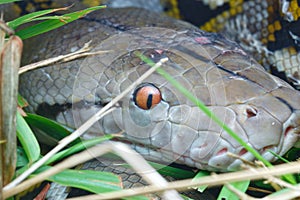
2,0,300,199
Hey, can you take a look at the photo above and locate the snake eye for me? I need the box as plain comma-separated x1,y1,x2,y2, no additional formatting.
133,83,162,110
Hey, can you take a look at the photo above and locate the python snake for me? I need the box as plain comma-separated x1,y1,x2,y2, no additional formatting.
2,0,300,199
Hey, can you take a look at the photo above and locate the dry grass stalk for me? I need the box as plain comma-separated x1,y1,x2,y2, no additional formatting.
66,160,300,200
18,41,111,74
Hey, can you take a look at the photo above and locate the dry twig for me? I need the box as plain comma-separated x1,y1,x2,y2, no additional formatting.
65,161,300,200
18,41,111,74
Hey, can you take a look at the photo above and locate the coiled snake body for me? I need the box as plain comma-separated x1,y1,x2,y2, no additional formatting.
18,6,300,172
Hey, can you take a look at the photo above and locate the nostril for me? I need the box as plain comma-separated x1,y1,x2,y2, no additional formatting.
246,107,257,118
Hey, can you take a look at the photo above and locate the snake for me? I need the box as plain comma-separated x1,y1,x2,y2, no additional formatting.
2,0,300,198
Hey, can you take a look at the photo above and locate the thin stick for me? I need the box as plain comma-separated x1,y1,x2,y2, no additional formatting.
224,183,254,200
18,41,111,74
111,142,182,200
4,57,168,191
3,144,113,198
0,19,14,35
3,141,183,199
265,175,299,191
66,161,300,200
261,188,300,200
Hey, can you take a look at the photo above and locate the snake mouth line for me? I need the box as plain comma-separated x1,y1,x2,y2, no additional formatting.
112,136,175,156
109,136,200,166
108,132,262,171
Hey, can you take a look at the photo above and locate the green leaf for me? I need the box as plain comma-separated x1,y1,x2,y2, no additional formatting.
123,196,150,200
111,160,196,180
8,7,72,30
50,169,150,200
16,147,29,167
284,147,300,161
150,162,196,179
0,0,20,4
31,166,149,200
15,5,106,39
24,113,80,144
281,174,297,185
34,166,150,199
35,166,121,193
217,180,250,200
192,171,211,192
49,170,121,193
17,94,28,108
181,195,195,200
16,112,40,164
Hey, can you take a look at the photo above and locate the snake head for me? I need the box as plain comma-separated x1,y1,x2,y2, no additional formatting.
20,22,300,171
70,28,300,171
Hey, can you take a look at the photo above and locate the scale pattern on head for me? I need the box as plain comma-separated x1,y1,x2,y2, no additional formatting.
19,8,300,171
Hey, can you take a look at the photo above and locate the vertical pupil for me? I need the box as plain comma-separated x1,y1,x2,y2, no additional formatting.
147,94,153,109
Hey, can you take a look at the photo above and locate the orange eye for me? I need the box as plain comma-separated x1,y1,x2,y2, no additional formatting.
133,83,162,110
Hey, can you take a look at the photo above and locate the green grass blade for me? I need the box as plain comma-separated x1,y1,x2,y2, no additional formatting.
266,183,300,198
15,5,106,39
17,94,28,108
36,166,121,193
109,159,196,179
48,170,121,193
149,162,196,179
0,0,20,4
34,166,150,200
282,147,300,162
24,113,80,144
16,147,29,168
16,111,40,164
123,196,150,200
192,171,211,192
268,150,290,163
181,195,195,200
8,7,71,29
